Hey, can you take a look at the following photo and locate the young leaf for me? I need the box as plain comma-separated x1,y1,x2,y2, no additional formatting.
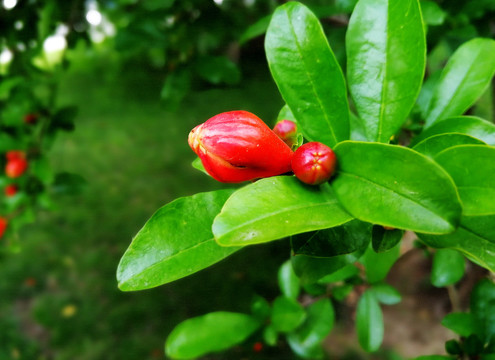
287,298,335,359
413,116,495,146
271,296,306,333
413,133,485,159
117,190,240,291
346,0,426,143
332,141,462,234
278,260,300,300
356,291,384,352
213,176,353,246
361,242,401,284
291,220,371,257
265,2,349,147
431,249,465,287
369,283,402,305
424,38,495,128
165,312,260,359
372,226,404,253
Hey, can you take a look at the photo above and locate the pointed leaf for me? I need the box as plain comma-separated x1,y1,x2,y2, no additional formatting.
372,226,404,253
361,242,401,284
213,176,353,246
425,38,495,127
369,283,402,305
414,116,495,146
117,190,239,291
265,2,349,147
413,133,485,159
165,312,260,359
278,260,300,300
356,290,384,352
271,296,306,333
332,141,462,234
431,249,465,287
346,0,426,142
442,312,477,337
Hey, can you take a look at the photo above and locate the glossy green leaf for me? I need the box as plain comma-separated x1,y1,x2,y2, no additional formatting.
271,296,306,333
346,0,425,143
278,260,300,300
431,249,465,287
369,283,402,305
356,290,384,352
291,220,371,257
165,312,260,359
332,141,462,233
414,116,495,146
265,2,349,147
117,190,240,291
424,38,495,127
287,298,335,359
213,176,353,246
361,242,401,284
413,133,485,158
371,226,404,253
442,312,477,337
470,279,495,342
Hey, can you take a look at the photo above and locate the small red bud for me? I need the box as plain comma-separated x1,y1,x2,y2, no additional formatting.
24,113,39,124
4,184,17,197
273,120,297,148
252,342,263,353
292,142,337,185
6,157,28,178
188,111,293,183
0,217,7,239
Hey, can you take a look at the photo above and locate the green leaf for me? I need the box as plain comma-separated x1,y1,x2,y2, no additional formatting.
441,312,478,337
287,298,335,359
195,56,241,86
346,0,426,143
470,279,495,342
117,190,240,291
165,312,260,359
277,104,296,122
265,2,349,147
424,38,495,127
161,68,191,111
52,172,87,195
332,141,462,234
413,133,485,158
278,260,300,300
30,156,55,185
318,264,360,284
213,176,353,246
431,249,465,287
50,106,77,132
356,290,384,352
372,226,404,253
413,116,495,146
369,283,402,305
291,220,371,257
420,0,447,26
239,15,271,45
361,242,401,284
251,296,271,321
191,157,208,176
271,296,306,333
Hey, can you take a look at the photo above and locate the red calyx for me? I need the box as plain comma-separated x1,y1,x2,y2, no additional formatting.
188,111,293,183
273,120,297,148
6,157,28,178
0,217,7,239
292,142,337,185
4,184,17,197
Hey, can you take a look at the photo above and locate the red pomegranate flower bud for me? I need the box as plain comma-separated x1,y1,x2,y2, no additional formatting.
188,111,293,183
273,120,297,148
5,157,28,178
6,150,26,161
292,142,337,185
4,184,17,197
0,217,7,239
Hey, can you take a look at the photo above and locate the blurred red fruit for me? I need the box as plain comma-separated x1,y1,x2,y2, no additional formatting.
273,119,297,148
253,342,263,353
4,184,17,197
0,217,7,239
6,150,25,161
6,157,28,178
188,111,293,183
292,142,337,185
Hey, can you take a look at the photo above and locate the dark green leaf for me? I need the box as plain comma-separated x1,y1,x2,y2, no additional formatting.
346,0,426,143
195,56,240,86
291,220,371,257
30,157,54,185
265,2,349,147
271,296,306,333
431,249,465,287
470,279,495,342
287,298,334,359
239,15,271,45
369,283,402,305
278,260,300,300
333,141,462,233
117,190,240,291
52,172,87,195
424,38,495,127
372,226,404,253
413,116,495,146
251,296,271,321
356,290,384,352
361,242,401,284
165,312,260,359
318,264,360,284
161,68,191,111
413,133,485,158
213,176,353,246
50,106,77,132
441,312,477,337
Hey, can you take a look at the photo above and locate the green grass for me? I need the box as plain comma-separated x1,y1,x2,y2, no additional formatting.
0,58,295,359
